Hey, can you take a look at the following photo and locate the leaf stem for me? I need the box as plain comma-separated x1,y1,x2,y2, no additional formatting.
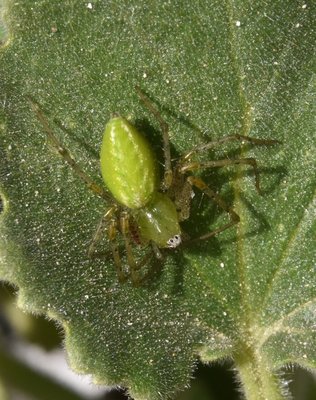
234,343,286,400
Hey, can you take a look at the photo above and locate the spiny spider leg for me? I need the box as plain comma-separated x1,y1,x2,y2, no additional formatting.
108,217,127,283
120,211,137,277
131,244,163,286
183,134,281,160
181,158,262,194
88,206,117,257
135,86,173,190
174,180,193,222
29,98,112,202
120,212,158,285
185,176,240,243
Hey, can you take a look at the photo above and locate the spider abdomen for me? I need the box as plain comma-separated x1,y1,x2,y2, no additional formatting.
100,117,158,209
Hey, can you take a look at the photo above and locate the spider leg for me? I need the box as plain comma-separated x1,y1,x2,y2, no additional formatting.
175,179,193,221
181,158,262,194
132,242,163,286
88,206,118,257
29,98,112,202
120,211,138,280
120,212,163,285
135,86,173,190
108,217,127,283
185,176,240,243
150,241,163,260
183,134,281,160
88,214,127,283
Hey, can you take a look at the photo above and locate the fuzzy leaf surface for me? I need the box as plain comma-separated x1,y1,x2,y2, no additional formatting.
0,1,315,399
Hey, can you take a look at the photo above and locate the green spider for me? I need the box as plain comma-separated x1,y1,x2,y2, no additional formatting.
30,87,279,284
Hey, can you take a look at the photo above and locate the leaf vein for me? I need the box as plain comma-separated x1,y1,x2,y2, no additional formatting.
260,189,316,311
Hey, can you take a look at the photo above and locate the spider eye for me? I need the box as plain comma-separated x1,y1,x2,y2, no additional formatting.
167,234,181,248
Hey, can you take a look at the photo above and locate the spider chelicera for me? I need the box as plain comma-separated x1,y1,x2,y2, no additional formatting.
30,87,279,284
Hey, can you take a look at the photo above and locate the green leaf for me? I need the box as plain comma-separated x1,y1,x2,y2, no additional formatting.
0,1,315,399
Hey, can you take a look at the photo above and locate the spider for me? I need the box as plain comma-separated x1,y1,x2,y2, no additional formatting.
30,87,279,284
